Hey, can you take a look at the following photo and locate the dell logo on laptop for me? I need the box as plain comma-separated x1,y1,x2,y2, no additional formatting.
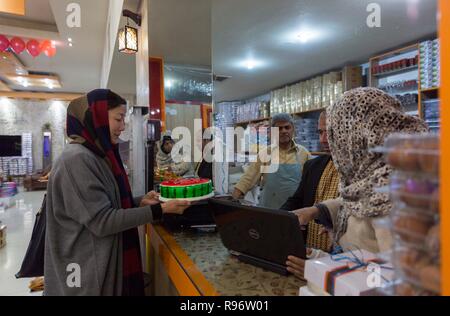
248,229,260,240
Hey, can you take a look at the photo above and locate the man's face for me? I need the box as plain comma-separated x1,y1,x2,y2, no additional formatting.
163,141,174,153
274,121,294,145
318,114,330,152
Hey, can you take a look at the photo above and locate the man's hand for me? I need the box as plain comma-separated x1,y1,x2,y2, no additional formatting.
232,188,244,200
286,248,313,280
140,191,160,207
291,206,320,228
161,200,191,215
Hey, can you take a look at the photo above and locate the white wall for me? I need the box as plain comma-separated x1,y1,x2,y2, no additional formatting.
0,98,68,171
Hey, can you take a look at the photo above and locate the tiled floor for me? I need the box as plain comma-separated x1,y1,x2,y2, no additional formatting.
0,189,46,296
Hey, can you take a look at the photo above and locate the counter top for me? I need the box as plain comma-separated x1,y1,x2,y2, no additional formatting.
147,224,305,296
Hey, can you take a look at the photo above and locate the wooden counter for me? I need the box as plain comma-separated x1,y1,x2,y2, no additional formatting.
146,224,305,296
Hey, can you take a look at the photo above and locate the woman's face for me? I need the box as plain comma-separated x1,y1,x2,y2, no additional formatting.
108,105,127,145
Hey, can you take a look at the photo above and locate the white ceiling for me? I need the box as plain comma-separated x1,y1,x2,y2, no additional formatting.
1,0,438,102
212,0,438,102
0,0,56,26
148,0,211,67
108,0,212,96
0,0,110,94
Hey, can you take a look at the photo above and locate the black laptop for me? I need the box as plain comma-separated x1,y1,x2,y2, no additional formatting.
208,197,306,275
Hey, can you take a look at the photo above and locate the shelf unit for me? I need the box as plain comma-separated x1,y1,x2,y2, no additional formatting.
369,44,421,117
369,43,420,85
369,42,441,122
373,64,419,78
233,107,325,127
369,43,422,117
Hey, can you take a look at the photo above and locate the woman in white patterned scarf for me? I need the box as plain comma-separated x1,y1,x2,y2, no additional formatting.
292,87,428,254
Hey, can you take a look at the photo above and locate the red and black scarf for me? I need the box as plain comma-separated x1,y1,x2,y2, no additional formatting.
67,89,144,296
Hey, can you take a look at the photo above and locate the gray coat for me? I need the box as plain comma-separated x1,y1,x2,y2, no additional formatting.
44,144,157,296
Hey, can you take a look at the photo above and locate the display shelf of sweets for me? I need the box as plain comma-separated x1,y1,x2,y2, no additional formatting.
375,133,441,296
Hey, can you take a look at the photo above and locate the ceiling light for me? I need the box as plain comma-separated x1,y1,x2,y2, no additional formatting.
245,60,256,70
165,79,174,88
48,84,54,90
236,58,264,70
69,43,73,47
118,10,141,55
297,31,315,43
150,111,155,115
68,38,72,42
118,25,138,54
22,81,29,87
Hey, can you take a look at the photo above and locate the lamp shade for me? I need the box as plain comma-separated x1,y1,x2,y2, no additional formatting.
118,25,138,54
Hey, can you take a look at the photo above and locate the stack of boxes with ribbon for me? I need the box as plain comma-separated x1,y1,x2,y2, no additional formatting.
383,133,441,295
302,249,394,296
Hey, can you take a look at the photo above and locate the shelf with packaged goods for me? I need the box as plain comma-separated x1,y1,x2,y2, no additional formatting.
233,107,325,127
373,64,419,78
369,43,422,121
421,87,439,93
235,117,270,126
369,43,420,87
418,86,439,120
369,43,419,88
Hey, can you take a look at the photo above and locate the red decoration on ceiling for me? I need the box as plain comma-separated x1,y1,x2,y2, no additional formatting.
26,39,41,57
40,40,56,57
0,35,9,52
10,37,25,54
0,35,57,57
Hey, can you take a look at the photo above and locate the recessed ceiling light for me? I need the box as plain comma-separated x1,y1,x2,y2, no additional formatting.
150,111,155,115
297,31,315,43
245,60,256,70
69,43,73,47
68,38,72,42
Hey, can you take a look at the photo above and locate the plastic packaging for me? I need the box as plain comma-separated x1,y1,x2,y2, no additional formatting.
373,132,441,296
373,133,439,175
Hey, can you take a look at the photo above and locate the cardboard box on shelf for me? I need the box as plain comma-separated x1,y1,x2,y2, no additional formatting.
342,65,363,91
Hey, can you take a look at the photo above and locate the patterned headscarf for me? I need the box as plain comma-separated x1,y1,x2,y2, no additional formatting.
326,87,428,243
67,89,144,296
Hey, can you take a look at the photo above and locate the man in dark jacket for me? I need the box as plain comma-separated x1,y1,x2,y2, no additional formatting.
281,111,340,279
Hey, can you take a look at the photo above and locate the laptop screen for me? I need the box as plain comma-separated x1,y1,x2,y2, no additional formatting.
209,198,306,267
